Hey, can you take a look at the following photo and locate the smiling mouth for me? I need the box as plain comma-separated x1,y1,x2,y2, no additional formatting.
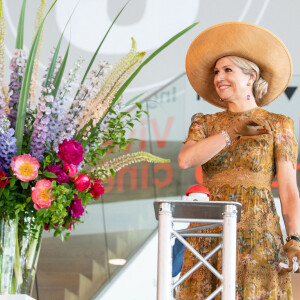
218,85,230,90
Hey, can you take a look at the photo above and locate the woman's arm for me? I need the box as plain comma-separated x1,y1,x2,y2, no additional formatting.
277,160,300,234
177,133,227,169
178,117,273,170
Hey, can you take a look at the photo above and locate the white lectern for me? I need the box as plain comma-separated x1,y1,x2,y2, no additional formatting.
154,200,242,300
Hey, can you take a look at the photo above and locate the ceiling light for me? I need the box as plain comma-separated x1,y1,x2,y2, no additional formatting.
108,258,127,266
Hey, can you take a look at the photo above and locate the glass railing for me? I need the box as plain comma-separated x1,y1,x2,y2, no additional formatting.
32,73,300,300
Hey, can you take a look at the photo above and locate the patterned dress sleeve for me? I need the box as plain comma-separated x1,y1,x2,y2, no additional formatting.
274,115,298,168
184,113,207,143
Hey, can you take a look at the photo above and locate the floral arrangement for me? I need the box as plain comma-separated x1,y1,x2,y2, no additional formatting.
0,0,197,240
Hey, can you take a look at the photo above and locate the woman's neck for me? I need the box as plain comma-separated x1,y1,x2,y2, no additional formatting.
226,99,258,113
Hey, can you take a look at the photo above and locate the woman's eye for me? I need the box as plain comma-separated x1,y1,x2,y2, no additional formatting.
225,68,232,72
214,70,219,75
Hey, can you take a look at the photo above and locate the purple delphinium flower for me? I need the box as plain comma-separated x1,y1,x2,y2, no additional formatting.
67,194,84,219
0,117,17,174
30,95,53,161
44,164,69,183
51,57,84,152
30,51,62,161
0,156,7,174
7,49,27,129
10,80,21,90
52,60,111,152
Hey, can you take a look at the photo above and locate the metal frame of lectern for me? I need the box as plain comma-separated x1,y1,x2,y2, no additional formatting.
154,200,242,300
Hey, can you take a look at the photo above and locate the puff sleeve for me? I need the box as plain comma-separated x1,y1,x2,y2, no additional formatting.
274,115,298,168
184,113,207,143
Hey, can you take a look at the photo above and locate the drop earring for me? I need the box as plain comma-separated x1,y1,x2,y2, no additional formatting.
247,82,251,100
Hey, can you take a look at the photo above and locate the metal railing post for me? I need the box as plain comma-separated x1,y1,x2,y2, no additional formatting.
157,202,173,300
221,204,238,300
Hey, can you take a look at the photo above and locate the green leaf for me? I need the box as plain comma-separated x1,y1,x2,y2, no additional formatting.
125,92,145,107
15,0,58,154
9,178,17,188
44,2,78,88
16,0,26,49
80,22,199,146
51,43,70,98
42,171,57,179
20,181,29,190
3,188,9,199
78,0,131,88
86,193,93,199
60,233,65,242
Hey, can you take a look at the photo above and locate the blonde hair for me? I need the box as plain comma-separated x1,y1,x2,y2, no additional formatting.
226,55,268,103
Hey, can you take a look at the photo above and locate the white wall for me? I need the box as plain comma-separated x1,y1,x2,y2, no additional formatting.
4,0,300,101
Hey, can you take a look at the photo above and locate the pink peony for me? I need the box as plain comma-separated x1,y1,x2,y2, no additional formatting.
63,163,78,181
74,174,91,191
11,154,39,182
44,164,69,183
32,180,55,210
0,169,9,188
89,178,105,198
57,139,84,165
67,194,84,219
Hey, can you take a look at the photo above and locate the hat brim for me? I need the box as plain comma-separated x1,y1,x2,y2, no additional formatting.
186,22,293,108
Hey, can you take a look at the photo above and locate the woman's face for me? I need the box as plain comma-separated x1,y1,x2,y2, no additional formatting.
213,57,252,103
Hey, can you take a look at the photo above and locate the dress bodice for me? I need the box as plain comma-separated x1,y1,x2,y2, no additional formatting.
185,108,298,191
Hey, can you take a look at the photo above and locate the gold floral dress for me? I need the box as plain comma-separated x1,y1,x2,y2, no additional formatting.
178,107,298,300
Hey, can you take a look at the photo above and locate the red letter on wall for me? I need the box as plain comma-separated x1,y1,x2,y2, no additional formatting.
117,167,138,191
104,176,115,193
153,163,173,188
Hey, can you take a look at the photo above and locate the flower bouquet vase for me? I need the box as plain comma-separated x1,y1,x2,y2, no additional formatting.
0,216,42,296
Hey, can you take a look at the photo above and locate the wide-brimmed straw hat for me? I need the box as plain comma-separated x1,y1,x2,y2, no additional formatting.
186,22,292,108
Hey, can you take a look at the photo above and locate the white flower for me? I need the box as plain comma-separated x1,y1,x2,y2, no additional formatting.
40,104,47,112
45,95,54,103
16,57,25,67
45,107,52,115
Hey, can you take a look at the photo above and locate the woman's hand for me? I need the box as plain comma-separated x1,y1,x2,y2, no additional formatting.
282,240,300,273
277,160,300,273
227,117,273,142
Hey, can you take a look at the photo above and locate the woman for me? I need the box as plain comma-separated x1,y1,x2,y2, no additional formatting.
177,22,300,299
